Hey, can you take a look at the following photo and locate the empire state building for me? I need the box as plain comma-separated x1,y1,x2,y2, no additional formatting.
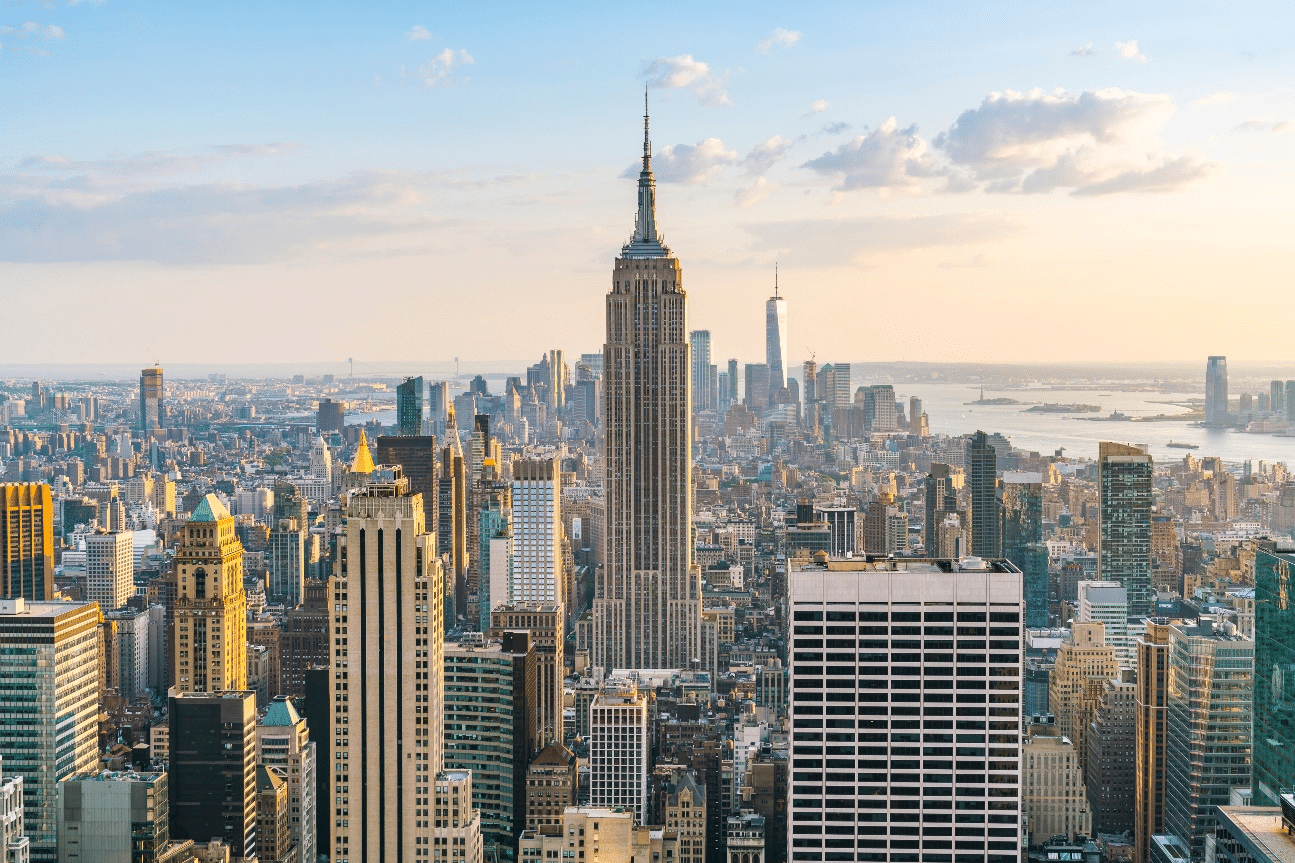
594,100,700,671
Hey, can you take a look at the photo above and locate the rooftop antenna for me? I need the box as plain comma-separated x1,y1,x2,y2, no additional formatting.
774,261,779,299
643,86,651,170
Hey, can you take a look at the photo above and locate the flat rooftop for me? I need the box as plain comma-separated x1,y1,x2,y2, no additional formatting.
791,555,1022,574
1217,806,1295,863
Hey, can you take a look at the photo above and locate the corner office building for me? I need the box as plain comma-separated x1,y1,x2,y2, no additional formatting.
788,556,1024,863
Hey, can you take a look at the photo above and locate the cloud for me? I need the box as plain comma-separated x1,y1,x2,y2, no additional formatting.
0,172,437,265
644,55,730,106
1192,91,1235,108
742,214,1020,265
626,138,737,184
935,88,1212,195
1071,43,1095,57
801,117,943,191
1233,119,1291,133
17,143,301,179
0,21,66,43
419,48,473,87
735,177,772,207
406,25,431,41
807,100,828,115
756,28,800,53
821,121,850,135
1115,40,1147,63
742,136,793,176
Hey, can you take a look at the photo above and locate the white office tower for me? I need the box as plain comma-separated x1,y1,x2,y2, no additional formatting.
789,557,1024,863
331,467,444,863
0,758,27,863
310,434,333,483
257,696,317,863
509,459,564,605
1076,581,1134,668
434,771,483,863
589,678,650,825
86,531,134,611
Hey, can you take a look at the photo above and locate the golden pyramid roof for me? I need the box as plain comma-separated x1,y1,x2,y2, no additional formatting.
351,429,375,474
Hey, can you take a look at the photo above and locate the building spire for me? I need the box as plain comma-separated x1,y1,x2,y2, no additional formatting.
624,88,668,257
643,86,651,172
774,261,779,299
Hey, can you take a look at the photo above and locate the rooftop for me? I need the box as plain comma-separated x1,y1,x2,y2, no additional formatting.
1217,806,1295,863
189,493,230,522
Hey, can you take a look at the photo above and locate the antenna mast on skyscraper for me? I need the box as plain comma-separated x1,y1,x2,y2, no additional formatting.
774,261,779,299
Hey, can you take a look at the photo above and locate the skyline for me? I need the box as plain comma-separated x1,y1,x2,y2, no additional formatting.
4,1,1294,365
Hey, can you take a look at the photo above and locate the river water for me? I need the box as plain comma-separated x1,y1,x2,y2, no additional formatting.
904,382,1295,467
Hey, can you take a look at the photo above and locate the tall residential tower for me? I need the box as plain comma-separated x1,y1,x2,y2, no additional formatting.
594,98,700,671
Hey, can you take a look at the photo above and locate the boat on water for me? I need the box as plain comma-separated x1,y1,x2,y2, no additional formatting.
1166,441,1200,449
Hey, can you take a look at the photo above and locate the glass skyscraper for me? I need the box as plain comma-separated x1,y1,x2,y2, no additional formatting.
1252,542,1295,806
765,283,787,392
1001,473,1049,628
1205,355,1229,427
1098,442,1154,617
397,375,424,436
967,430,1001,558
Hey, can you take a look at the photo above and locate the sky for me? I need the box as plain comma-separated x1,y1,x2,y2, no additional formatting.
2,1,1293,370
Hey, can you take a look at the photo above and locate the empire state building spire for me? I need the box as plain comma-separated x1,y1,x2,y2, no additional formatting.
624,88,670,258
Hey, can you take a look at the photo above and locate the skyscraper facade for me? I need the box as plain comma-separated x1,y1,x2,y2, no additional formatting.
0,598,100,863
594,104,700,671
86,529,134,612
397,376,425,436
510,459,563,606
1134,619,1173,863
690,330,714,413
1251,543,1295,806
139,366,163,435
1162,619,1253,858
788,556,1025,863
331,467,444,863
169,690,258,859
172,494,248,693
1098,442,1154,617
1205,355,1229,426
1000,473,1048,627
765,283,787,392
589,678,650,825
967,431,1001,558
0,482,54,601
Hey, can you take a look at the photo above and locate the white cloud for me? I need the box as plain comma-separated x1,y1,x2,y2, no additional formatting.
420,48,474,87
935,88,1211,195
1234,119,1291,133
18,143,300,179
1,21,65,41
756,28,800,53
807,99,828,115
801,117,942,192
649,138,738,184
406,25,431,41
1071,43,1095,57
644,55,730,106
742,135,793,176
1192,91,1236,108
1115,40,1147,63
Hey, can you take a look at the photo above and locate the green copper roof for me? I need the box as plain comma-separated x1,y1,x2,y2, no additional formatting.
190,493,230,522
261,697,301,727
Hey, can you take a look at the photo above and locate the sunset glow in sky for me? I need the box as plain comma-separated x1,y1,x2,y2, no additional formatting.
3,1,1292,367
